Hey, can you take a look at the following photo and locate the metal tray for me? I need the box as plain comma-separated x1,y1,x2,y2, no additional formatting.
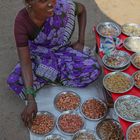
72,129,99,140
103,71,134,93
29,111,56,136
132,71,140,89
103,63,130,72
44,134,66,140
122,23,140,37
96,22,121,38
54,91,81,112
126,122,140,140
102,50,130,69
114,95,140,122
96,119,124,140
56,110,85,136
131,53,140,69
80,98,108,121
123,37,140,53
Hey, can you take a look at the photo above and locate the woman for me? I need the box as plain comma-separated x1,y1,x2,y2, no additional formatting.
7,0,101,126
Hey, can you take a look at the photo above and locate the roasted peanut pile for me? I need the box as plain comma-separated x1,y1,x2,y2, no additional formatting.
58,114,84,134
82,99,106,119
31,114,55,135
56,93,80,112
105,74,131,93
97,120,123,140
128,125,140,140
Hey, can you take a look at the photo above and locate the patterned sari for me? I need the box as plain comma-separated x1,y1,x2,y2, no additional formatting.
7,0,101,99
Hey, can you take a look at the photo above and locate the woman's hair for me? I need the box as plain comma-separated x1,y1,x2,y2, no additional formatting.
24,0,31,4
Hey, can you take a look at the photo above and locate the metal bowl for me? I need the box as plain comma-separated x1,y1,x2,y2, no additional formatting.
103,63,130,72
103,71,134,93
72,129,98,140
44,134,66,140
29,111,56,136
131,53,140,69
80,98,108,121
102,50,131,69
126,122,140,140
114,95,140,122
122,23,140,37
132,71,140,89
96,22,121,38
54,91,81,112
96,119,124,140
123,37,140,53
56,110,85,136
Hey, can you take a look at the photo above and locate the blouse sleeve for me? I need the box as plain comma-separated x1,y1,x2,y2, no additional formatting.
14,16,29,48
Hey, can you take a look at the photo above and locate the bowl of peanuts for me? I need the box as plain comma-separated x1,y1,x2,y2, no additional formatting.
56,110,85,135
96,119,124,140
132,71,140,89
29,111,56,136
126,122,140,140
54,91,81,112
80,98,108,121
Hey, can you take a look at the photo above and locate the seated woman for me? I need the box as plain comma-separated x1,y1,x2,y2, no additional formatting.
7,0,101,126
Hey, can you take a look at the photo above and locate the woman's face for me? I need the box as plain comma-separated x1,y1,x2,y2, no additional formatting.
30,0,56,18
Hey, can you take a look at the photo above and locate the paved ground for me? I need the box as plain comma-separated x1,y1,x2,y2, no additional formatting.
0,0,139,140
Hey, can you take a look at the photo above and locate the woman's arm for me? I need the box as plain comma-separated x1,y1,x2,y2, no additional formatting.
72,2,87,51
76,2,87,45
17,46,37,127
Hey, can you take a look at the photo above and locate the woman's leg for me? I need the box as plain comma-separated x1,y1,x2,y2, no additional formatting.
56,47,101,87
7,63,47,100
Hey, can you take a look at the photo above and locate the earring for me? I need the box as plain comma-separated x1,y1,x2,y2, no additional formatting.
26,4,31,8
28,4,32,8
48,3,52,7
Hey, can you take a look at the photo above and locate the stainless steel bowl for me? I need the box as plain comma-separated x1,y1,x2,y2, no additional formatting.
131,53,140,69
126,122,140,140
54,91,81,112
72,129,98,140
132,71,140,89
103,71,134,93
122,23,140,37
114,95,140,122
80,98,108,121
56,110,85,136
96,119,123,140
103,63,130,72
44,134,66,140
102,50,131,69
123,37,140,53
29,111,56,136
96,22,121,38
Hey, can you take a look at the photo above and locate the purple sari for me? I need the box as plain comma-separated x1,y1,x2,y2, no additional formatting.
7,0,101,99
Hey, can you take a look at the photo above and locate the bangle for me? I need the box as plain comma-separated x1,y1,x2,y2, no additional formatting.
25,87,36,97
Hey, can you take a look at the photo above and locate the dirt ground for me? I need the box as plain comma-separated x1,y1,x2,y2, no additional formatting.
0,0,139,139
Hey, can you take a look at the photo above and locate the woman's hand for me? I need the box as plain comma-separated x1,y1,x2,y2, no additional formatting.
72,41,84,52
21,101,37,127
